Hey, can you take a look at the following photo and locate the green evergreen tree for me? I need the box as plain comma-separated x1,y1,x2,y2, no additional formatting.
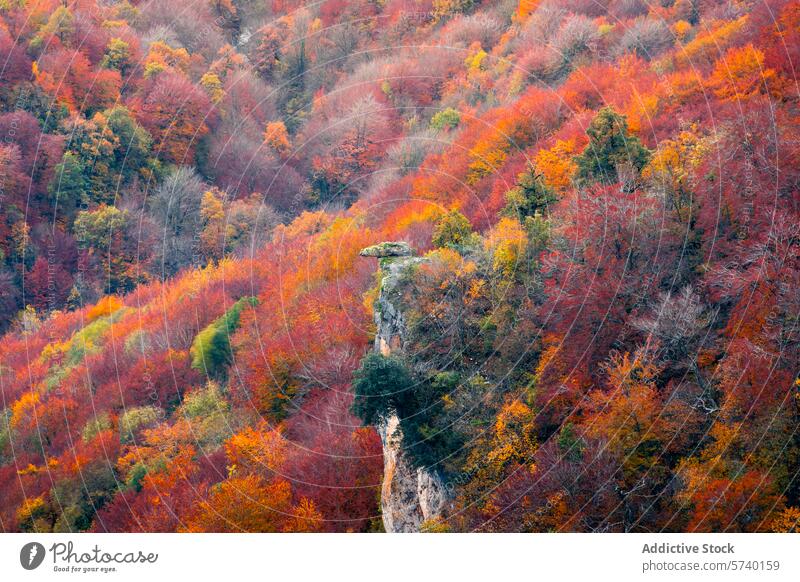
503,163,558,219
576,107,650,185
351,353,413,426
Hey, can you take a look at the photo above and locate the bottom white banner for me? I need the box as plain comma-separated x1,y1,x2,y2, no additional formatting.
1,533,798,581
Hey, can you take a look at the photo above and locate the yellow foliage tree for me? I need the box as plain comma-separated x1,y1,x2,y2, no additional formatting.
770,506,800,532
86,295,124,322
10,392,40,432
484,217,528,277
225,424,287,475
709,44,776,101
200,72,225,104
264,121,290,155
181,475,322,532
517,0,540,21
535,139,578,192
143,41,190,78
200,189,226,261
642,129,706,220
675,16,748,68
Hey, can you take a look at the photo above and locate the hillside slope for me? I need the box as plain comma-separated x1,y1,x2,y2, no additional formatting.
1,0,799,532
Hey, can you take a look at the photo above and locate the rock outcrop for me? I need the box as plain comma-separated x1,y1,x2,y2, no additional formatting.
361,242,448,532
359,241,413,258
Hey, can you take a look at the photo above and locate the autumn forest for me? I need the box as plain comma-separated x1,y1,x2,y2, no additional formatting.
0,0,799,533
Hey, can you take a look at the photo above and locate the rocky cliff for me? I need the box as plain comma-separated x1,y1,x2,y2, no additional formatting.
360,242,449,532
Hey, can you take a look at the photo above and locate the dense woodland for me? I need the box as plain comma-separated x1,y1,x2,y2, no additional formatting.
0,0,799,532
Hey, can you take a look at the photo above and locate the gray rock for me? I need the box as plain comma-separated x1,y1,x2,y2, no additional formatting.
359,241,413,258
367,252,450,532
378,414,447,532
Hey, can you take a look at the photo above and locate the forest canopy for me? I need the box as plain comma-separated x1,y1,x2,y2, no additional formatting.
0,0,798,534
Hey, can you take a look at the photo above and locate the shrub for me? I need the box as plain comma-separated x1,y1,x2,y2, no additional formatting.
190,296,258,376
550,15,599,76
351,353,414,426
81,413,112,442
430,107,461,131
441,14,503,49
87,295,124,322
176,382,234,449
386,129,441,175
397,370,467,471
352,354,468,472
180,381,229,419
433,0,476,22
123,329,153,357
432,210,475,248
119,406,161,444
74,206,129,252
615,18,673,60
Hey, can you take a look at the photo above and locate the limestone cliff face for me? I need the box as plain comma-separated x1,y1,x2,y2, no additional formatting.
362,244,448,532
377,414,448,532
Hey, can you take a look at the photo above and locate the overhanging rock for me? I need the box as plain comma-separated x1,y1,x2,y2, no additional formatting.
359,241,413,258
